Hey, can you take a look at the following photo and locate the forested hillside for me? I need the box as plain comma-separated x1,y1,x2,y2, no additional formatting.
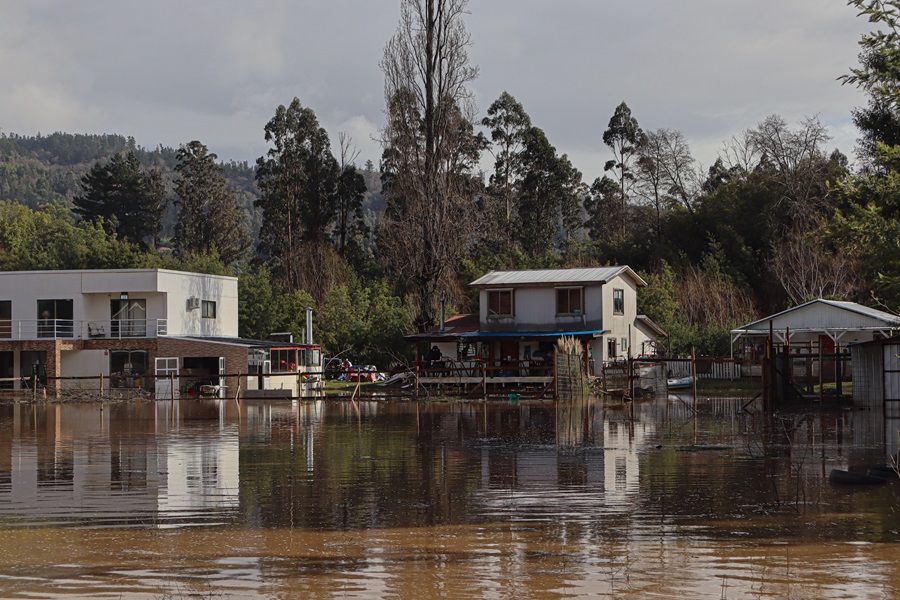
0,131,384,245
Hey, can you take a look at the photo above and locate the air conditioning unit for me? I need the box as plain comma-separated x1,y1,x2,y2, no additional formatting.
187,297,201,311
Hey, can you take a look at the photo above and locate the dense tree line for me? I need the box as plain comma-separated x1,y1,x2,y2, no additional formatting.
1,0,898,361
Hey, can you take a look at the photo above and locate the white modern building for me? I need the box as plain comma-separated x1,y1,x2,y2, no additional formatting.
0,269,322,398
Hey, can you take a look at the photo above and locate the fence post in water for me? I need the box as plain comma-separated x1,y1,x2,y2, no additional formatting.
32,373,38,402
415,362,420,398
170,373,175,401
691,346,698,445
553,352,559,399
818,342,824,405
99,373,104,395
482,361,487,400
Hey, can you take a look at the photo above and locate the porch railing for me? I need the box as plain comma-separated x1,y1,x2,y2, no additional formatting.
0,319,169,341
414,358,554,378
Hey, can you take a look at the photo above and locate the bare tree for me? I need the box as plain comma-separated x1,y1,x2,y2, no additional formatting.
637,128,700,239
334,132,367,254
748,115,833,219
771,217,862,306
677,266,757,329
379,0,481,330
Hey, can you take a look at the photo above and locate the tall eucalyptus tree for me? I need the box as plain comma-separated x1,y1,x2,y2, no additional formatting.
379,0,482,330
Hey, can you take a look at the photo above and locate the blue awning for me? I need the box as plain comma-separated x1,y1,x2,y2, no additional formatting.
458,329,607,338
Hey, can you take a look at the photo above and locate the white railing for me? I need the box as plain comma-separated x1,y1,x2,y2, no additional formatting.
0,319,168,341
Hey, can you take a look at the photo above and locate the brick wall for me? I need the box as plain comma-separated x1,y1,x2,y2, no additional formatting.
157,339,248,396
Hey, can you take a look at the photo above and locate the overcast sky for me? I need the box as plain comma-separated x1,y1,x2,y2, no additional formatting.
0,1,873,180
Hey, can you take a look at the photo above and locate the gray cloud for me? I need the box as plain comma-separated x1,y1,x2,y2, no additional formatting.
0,1,871,179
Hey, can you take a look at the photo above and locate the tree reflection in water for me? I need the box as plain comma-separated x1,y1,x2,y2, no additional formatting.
0,395,898,598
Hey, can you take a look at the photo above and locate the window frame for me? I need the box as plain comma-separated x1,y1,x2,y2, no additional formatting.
0,300,10,339
612,288,625,315
201,300,217,319
555,287,584,316
487,289,515,317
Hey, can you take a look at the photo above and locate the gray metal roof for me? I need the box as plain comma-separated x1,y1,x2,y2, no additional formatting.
470,266,646,287
734,298,900,331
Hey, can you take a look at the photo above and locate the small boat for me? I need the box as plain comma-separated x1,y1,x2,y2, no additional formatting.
667,375,694,390
867,465,899,479
828,469,887,485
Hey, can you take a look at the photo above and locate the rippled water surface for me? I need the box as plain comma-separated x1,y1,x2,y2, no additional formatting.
1,395,899,598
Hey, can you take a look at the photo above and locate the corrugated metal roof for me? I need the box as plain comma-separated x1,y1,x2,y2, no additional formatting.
734,298,900,331
470,266,646,287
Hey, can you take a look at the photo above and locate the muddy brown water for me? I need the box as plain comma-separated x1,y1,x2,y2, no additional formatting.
0,395,899,599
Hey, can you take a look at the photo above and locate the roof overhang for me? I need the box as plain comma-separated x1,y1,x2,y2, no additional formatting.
406,329,608,342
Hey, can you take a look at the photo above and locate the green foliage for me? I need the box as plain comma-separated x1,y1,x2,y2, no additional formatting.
515,127,585,259
830,177,900,310
0,200,150,270
157,250,230,276
238,267,279,340
174,141,251,266
256,98,340,292
637,263,679,328
73,151,164,247
316,276,413,367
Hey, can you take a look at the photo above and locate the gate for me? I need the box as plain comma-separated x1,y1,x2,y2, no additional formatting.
155,357,179,399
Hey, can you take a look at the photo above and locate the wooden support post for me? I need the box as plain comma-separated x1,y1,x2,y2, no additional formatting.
32,373,38,402
482,361,487,400
818,342,824,405
99,373,104,395
170,373,175,402
415,362,420,398
691,346,698,445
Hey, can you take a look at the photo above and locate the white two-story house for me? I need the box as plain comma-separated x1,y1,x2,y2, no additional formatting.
0,268,321,398
408,266,664,377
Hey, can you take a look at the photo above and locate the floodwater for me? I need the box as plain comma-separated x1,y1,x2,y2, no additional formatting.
0,394,899,599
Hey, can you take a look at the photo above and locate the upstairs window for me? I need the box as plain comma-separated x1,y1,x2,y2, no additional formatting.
556,287,584,315
488,290,514,316
613,288,625,315
0,300,9,339
37,299,73,338
202,300,217,319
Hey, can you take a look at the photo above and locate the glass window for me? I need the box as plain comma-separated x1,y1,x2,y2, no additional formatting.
607,338,617,359
488,290,514,316
0,351,13,389
37,299,73,338
111,299,147,337
109,350,149,388
613,289,625,315
271,349,297,372
556,287,583,315
202,300,217,319
0,300,10,339
20,350,47,384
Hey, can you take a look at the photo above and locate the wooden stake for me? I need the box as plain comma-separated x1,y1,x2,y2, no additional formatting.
691,346,698,445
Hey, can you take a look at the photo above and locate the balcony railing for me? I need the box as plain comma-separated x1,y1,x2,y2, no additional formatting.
0,319,168,341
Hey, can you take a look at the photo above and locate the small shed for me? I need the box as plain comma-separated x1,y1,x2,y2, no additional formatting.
850,336,900,411
731,299,900,354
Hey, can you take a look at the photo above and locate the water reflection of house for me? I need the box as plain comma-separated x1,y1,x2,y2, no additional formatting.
0,269,323,399
0,403,240,524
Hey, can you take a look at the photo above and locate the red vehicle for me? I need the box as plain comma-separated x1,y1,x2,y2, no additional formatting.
345,365,381,382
